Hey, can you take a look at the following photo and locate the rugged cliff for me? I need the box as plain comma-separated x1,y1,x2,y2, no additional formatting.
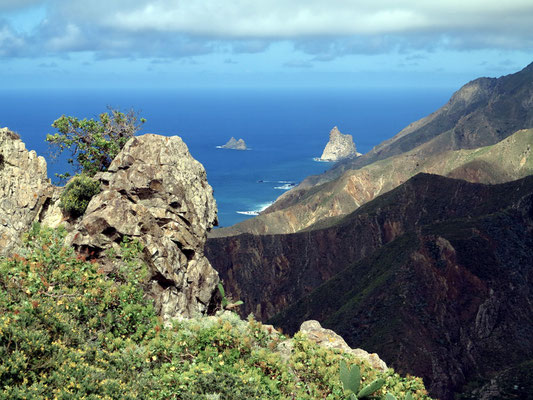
313,61,533,184
0,128,61,256
206,173,533,400
210,128,533,236
315,126,359,161
67,134,220,318
210,63,533,238
0,131,221,319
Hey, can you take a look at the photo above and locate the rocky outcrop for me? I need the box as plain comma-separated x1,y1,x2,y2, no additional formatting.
219,137,247,150
0,128,61,256
210,128,533,237
67,134,220,319
315,126,359,161
299,320,387,372
206,173,533,400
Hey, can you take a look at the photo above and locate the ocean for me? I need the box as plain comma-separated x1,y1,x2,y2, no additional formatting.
0,88,452,228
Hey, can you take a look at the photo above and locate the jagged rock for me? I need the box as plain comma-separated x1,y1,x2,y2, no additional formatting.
299,320,388,372
220,137,247,150
0,128,60,256
68,134,220,319
316,126,359,161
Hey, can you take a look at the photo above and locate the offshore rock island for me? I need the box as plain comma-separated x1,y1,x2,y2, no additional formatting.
315,126,360,162
218,136,247,150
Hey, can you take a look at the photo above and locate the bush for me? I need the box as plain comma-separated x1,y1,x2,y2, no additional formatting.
46,108,145,180
59,175,101,218
0,225,434,400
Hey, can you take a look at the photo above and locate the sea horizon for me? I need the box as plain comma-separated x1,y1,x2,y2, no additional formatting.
1,87,454,227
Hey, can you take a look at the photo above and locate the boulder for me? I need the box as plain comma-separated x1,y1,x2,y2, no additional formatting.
68,134,220,319
316,126,359,162
0,128,60,256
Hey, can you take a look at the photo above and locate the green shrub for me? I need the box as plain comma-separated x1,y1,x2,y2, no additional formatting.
59,175,101,218
0,225,434,400
46,108,145,180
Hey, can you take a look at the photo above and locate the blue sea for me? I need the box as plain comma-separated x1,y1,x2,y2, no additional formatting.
0,88,452,228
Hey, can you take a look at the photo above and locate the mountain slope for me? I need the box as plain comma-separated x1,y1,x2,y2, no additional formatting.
210,128,533,236
268,189,533,400
309,60,533,185
210,63,533,238
206,173,533,400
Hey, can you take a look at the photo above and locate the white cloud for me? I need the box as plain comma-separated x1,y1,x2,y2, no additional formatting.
2,0,533,59
66,0,533,39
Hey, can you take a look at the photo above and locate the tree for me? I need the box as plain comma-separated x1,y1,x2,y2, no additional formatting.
46,108,145,180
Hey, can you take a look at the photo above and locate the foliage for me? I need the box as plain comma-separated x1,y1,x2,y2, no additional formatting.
0,225,433,399
217,282,243,310
340,360,386,399
58,174,101,218
46,108,145,180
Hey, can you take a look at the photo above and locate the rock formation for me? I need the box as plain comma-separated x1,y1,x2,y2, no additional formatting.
0,128,61,256
220,137,247,150
0,129,221,319
207,173,533,400
68,134,220,319
315,126,359,162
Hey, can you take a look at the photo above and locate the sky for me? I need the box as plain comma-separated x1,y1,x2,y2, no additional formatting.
1,0,532,90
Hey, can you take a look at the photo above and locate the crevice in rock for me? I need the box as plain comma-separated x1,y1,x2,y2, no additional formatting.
175,240,195,261
178,214,191,227
169,201,181,209
37,196,52,222
156,217,173,227
150,271,176,289
118,189,137,204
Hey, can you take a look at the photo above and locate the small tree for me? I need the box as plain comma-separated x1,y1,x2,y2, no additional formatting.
47,108,145,181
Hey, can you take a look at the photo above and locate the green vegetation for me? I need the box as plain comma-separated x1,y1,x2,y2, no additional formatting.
46,108,145,180
0,225,431,399
58,174,101,218
340,360,386,399
217,282,244,310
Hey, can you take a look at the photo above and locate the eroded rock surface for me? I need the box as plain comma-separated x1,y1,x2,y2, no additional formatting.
68,134,220,319
316,126,359,162
0,128,59,256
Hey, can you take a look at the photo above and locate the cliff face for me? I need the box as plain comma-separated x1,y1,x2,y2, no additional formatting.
0,130,221,319
68,134,220,319
210,128,533,237
0,128,61,256
206,173,533,399
316,126,358,161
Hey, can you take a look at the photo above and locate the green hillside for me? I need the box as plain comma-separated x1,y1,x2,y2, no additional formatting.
0,224,431,400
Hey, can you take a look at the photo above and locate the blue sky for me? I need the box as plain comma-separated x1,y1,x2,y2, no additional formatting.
1,0,532,89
